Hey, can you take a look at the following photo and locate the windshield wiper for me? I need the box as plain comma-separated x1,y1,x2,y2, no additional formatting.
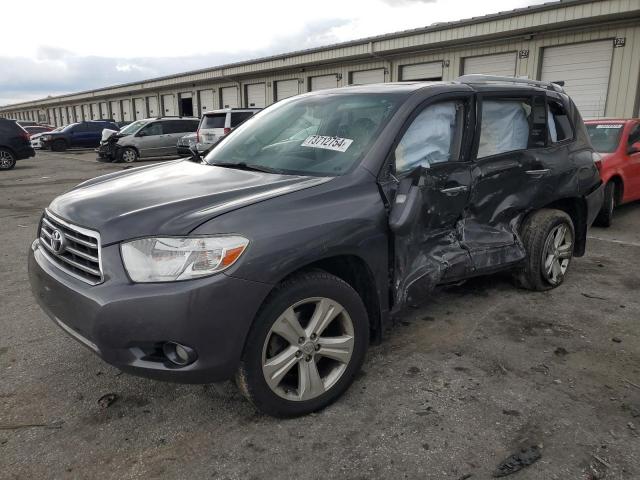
212,162,285,174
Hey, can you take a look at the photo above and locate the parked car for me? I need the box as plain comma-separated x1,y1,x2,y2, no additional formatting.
29,77,603,417
585,118,640,226
0,118,35,170
31,126,63,149
40,120,119,151
97,117,199,162
16,120,43,127
196,108,261,150
24,125,53,137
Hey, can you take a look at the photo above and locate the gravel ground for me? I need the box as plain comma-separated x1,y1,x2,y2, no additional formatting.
1,150,639,480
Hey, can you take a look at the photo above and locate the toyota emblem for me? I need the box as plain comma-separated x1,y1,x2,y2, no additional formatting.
49,229,66,254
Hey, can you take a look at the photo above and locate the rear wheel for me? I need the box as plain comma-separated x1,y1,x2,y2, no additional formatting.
118,147,138,163
236,272,369,417
594,181,616,228
51,139,67,152
0,149,16,170
515,209,575,291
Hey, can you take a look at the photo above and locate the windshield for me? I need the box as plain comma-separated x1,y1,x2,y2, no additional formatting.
119,120,148,135
62,123,78,132
204,93,402,176
587,123,624,153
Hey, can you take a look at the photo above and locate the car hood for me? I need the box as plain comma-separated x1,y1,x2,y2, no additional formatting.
49,160,331,245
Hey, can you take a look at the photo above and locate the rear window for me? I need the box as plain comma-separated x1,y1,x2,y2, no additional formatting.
163,120,199,134
586,124,623,153
230,112,255,127
200,114,226,129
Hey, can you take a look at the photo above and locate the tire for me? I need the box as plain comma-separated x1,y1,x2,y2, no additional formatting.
118,147,138,163
0,148,16,170
51,139,67,152
235,271,369,417
594,181,615,228
514,209,575,291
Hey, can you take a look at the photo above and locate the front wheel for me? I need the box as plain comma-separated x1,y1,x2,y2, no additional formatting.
236,272,369,417
118,147,138,163
515,209,575,291
51,139,67,152
0,149,16,170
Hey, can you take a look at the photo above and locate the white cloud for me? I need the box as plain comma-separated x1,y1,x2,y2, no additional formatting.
0,0,548,104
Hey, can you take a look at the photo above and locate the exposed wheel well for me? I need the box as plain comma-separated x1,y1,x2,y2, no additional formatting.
608,175,624,205
277,255,382,342
535,198,587,256
0,145,15,156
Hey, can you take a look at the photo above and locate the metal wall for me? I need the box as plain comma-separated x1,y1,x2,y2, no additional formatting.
2,0,639,123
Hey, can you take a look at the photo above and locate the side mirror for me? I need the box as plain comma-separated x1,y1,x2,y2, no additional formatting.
389,173,423,235
628,142,640,155
188,144,202,163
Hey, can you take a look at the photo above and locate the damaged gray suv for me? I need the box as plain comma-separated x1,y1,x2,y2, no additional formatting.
29,76,604,417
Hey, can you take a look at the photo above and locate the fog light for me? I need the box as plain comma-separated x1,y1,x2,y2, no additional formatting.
162,342,197,366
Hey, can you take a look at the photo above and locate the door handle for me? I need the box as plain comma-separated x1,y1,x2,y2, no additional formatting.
525,169,550,177
440,185,468,196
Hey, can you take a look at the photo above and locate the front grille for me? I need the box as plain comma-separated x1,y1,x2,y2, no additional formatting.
39,210,103,285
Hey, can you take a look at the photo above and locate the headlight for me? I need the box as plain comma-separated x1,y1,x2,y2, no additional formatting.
42,135,51,141
121,235,249,282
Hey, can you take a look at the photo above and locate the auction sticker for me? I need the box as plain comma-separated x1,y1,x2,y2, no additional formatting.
301,135,353,152
596,124,623,129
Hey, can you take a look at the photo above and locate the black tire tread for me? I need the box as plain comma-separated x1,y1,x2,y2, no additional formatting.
594,181,615,228
514,208,574,291
236,270,369,418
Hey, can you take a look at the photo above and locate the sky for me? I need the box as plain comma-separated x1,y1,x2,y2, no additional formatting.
0,0,549,106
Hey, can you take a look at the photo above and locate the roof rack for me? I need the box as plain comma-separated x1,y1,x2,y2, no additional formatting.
457,74,565,93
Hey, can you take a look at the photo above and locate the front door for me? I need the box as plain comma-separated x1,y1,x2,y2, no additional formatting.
135,122,166,158
385,94,475,307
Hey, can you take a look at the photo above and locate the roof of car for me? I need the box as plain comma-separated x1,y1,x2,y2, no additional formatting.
202,108,261,115
584,118,638,123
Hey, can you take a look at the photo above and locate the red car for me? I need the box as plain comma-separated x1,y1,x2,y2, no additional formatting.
586,119,640,226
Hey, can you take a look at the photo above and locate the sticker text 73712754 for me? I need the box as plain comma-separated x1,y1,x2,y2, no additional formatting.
301,135,354,153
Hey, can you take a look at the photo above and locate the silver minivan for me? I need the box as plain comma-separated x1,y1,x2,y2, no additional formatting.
196,108,260,150
98,117,199,163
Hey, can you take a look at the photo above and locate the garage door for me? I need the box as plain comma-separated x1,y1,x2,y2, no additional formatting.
91,103,99,120
541,40,613,119
198,90,214,114
147,96,159,117
133,98,146,120
351,69,385,85
245,83,266,108
73,105,81,122
121,99,132,120
220,87,238,108
62,108,69,125
463,52,517,77
310,74,338,91
399,62,443,81
99,102,108,119
275,79,299,101
81,105,90,121
110,101,121,122
161,95,175,116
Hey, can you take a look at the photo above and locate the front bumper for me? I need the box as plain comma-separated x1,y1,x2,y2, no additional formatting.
28,239,272,383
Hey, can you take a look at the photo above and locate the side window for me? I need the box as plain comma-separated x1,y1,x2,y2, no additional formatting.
72,124,87,133
548,99,574,143
394,100,465,174
628,124,640,146
230,112,254,127
141,122,163,136
477,99,531,158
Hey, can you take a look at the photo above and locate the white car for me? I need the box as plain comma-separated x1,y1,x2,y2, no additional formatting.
31,126,63,149
196,108,260,150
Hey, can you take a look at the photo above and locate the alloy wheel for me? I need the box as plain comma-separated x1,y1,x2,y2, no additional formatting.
122,149,137,163
261,297,354,401
0,150,15,169
542,223,573,285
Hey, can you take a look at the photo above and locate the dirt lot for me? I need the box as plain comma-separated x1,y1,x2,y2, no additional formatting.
1,150,639,480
